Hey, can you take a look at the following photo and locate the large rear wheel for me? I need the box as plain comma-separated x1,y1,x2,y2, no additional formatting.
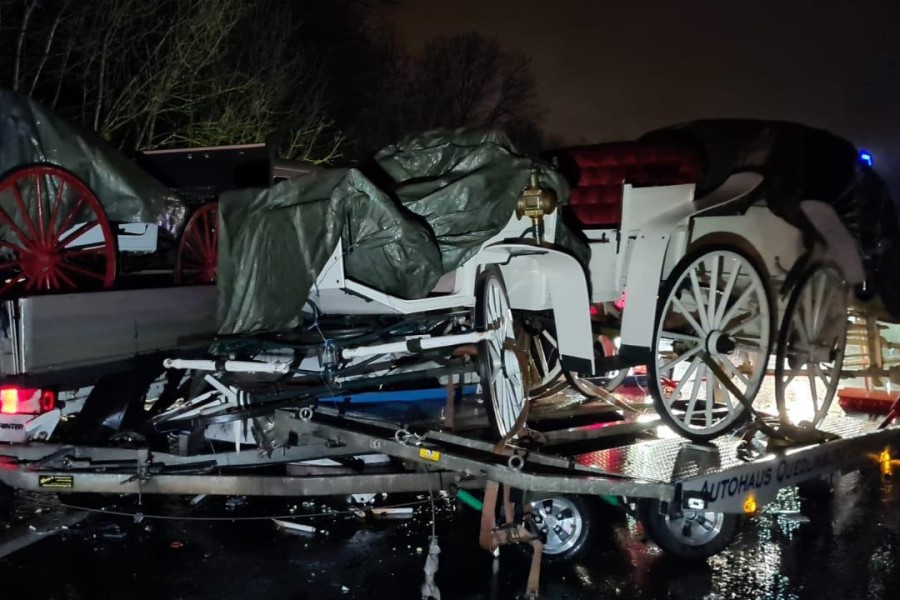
0,164,116,296
649,247,772,441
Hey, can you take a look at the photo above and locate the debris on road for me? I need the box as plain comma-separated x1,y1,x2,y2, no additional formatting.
273,519,318,535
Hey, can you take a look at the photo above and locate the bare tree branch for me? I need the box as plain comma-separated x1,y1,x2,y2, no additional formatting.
13,0,38,91
29,1,68,95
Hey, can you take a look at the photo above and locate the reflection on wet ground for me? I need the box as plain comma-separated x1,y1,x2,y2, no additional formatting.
1,466,898,600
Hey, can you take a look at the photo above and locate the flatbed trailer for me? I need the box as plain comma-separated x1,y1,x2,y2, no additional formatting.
1,394,897,597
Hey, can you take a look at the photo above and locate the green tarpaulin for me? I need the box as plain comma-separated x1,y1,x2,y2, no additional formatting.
0,89,185,237
218,129,584,334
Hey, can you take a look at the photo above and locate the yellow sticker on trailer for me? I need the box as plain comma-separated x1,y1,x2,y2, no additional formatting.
419,448,441,462
38,475,74,489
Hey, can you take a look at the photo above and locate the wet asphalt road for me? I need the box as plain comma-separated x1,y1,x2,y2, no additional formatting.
1,466,899,600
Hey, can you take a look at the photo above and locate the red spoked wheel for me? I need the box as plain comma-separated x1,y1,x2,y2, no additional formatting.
0,164,117,297
175,202,217,285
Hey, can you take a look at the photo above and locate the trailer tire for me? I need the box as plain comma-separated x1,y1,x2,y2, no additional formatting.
638,498,739,560
527,494,596,563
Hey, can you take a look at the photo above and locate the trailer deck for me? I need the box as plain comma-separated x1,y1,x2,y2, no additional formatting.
0,397,895,515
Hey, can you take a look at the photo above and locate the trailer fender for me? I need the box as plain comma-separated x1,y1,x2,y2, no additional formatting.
478,243,594,373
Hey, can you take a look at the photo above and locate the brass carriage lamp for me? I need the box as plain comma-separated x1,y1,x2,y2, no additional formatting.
516,168,558,243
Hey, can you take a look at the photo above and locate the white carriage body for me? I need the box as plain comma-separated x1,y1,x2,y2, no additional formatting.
308,208,598,374
301,167,847,380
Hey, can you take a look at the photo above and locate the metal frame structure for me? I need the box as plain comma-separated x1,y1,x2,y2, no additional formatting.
1,403,896,516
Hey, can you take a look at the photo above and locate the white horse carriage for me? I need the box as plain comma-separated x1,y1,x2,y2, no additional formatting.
158,120,899,448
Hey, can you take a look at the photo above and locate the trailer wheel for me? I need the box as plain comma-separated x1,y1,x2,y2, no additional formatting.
650,246,772,441
175,202,218,284
528,494,595,562
638,498,739,559
0,164,117,297
475,265,527,439
774,265,848,427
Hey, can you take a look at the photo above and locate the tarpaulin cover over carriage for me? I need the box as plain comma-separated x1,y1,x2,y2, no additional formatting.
215,130,586,335
0,89,185,236
0,89,189,294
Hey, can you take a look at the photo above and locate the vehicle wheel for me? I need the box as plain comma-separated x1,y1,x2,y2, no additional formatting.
528,494,595,562
564,334,629,397
638,498,739,559
774,265,848,427
174,202,218,284
0,164,117,296
649,246,772,441
475,265,527,439
516,317,564,396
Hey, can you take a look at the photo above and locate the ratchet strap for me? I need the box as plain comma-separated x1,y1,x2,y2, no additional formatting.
492,340,533,453
700,353,838,446
478,481,543,599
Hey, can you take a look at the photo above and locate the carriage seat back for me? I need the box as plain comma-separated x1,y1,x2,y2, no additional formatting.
549,141,701,228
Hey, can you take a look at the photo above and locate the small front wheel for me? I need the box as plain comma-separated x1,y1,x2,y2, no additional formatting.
638,498,739,559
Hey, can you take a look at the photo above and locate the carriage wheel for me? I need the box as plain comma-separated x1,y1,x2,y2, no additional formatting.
649,247,772,441
476,266,527,439
774,265,848,427
564,335,629,397
517,320,626,398
517,320,564,396
175,202,218,284
0,164,116,297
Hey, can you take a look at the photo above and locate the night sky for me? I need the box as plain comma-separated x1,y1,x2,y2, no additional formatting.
388,0,900,194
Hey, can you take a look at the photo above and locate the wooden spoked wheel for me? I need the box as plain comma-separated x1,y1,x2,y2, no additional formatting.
649,247,772,441
774,265,848,427
475,266,527,439
175,202,218,284
0,164,117,297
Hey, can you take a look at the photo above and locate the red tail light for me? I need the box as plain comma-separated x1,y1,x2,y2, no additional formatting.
0,387,55,415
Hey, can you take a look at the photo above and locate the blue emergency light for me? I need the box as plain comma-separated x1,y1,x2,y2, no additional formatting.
860,150,873,167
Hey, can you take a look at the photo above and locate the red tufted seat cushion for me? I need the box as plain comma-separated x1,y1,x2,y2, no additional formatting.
551,141,701,228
